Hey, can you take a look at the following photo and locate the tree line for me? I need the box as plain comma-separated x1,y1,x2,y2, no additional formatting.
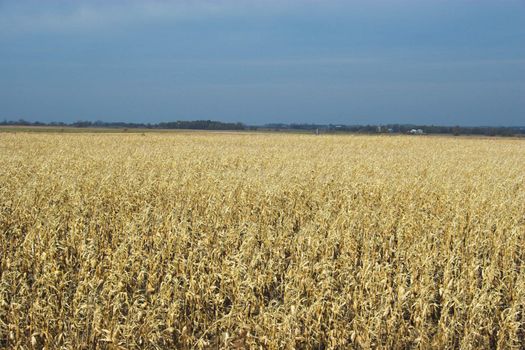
262,123,524,136
2,119,523,136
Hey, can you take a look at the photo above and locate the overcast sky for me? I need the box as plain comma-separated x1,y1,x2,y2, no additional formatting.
1,0,524,126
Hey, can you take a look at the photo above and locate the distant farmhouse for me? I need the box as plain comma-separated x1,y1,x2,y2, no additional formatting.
409,129,424,135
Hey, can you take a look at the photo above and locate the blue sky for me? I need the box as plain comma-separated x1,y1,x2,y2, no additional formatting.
1,0,524,126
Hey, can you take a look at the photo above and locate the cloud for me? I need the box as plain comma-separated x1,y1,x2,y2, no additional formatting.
2,0,521,35
1,1,185,33
0,0,329,34
0,0,440,35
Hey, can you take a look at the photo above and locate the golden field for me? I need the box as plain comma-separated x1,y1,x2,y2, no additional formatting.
1,132,524,349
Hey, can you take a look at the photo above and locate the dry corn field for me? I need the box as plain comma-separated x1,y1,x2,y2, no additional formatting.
1,132,524,349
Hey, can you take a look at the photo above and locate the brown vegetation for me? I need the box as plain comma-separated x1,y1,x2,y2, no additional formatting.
1,132,524,349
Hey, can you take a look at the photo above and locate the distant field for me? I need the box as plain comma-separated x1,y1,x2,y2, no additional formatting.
0,125,169,133
1,132,524,349
2,125,524,139
0,126,308,135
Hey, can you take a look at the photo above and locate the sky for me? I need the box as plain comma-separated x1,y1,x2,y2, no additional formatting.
1,0,524,126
